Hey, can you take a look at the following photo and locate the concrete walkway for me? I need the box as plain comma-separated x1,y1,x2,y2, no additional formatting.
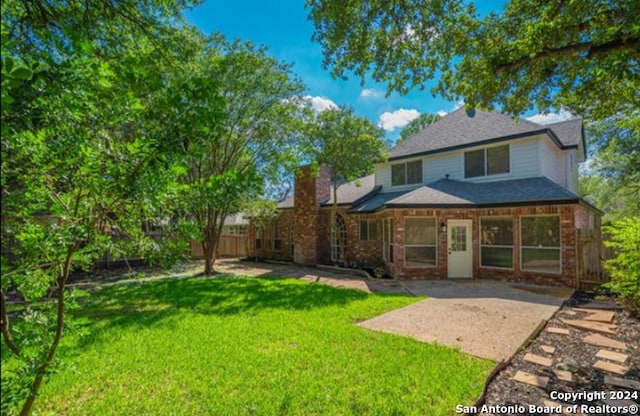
359,280,573,361
214,259,410,294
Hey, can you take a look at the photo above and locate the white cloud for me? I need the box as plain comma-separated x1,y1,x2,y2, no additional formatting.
302,95,338,112
526,110,574,125
378,108,421,132
359,88,384,99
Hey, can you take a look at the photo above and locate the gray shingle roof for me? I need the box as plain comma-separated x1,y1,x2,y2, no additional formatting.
350,177,581,212
325,174,376,205
278,174,377,209
547,118,583,147
390,107,582,160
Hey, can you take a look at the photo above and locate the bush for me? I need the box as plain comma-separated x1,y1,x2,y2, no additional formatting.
603,217,640,315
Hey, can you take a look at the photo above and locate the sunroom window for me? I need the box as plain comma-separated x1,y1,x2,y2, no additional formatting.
405,218,437,267
480,217,513,268
521,216,561,274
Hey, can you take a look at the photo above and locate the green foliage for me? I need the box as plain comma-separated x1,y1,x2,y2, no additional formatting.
307,0,639,119
398,112,441,142
311,106,387,186
2,276,491,414
155,34,308,274
603,218,640,315
1,1,200,414
579,113,640,220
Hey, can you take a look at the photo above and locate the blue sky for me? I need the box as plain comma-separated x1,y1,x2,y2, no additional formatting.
184,1,566,143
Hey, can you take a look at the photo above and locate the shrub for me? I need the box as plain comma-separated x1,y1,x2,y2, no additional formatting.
603,217,640,315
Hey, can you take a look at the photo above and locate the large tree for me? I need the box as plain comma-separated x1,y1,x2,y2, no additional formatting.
156,35,307,275
307,0,639,119
310,106,387,264
1,1,196,414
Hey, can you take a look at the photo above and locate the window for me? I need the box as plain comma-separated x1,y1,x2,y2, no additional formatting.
405,218,437,267
521,216,561,274
272,220,281,251
359,220,378,241
391,160,422,186
464,145,510,178
331,214,347,262
481,217,513,268
382,218,394,263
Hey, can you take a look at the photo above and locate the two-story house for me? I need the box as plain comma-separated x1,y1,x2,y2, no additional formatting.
248,107,601,287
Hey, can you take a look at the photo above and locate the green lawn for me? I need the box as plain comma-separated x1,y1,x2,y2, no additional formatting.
7,276,492,415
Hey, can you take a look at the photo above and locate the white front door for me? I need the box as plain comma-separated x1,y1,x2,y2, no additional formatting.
447,219,473,278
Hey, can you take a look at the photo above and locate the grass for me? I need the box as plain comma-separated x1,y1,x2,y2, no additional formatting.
6,275,492,415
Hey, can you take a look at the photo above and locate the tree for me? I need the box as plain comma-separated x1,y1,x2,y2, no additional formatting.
307,0,639,119
603,218,640,315
310,106,387,264
1,1,195,414
398,112,441,142
579,113,640,221
156,35,307,275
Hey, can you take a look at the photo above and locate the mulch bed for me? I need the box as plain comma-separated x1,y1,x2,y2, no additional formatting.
478,293,639,416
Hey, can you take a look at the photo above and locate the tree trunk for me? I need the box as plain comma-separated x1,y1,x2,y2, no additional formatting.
20,246,74,416
202,225,220,276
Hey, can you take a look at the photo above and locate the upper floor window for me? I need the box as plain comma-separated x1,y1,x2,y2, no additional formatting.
464,145,510,178
391,160,422,186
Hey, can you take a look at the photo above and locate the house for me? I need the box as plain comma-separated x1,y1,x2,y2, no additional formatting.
248,107,602,287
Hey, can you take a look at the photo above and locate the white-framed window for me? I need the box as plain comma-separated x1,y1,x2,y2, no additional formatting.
464,144,510,178
331,214,347,262
359,220,378,241
382,218,394,263
391,160,422,186
480,217,513,269
520,215,561,274
404,217,437,267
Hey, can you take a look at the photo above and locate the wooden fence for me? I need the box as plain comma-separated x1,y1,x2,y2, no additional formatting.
190,235,248,259
576,229,610,290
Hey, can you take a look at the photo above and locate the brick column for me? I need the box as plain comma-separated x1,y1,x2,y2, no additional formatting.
293,165,330,264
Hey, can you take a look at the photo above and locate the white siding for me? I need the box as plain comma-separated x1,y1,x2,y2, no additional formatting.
374,163,390,187
566,149,578,193
375,134,575,192
462,137,540,183
539,137,566,187
424,152,463,183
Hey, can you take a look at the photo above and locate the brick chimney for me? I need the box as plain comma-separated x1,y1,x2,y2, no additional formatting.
293,164,331,264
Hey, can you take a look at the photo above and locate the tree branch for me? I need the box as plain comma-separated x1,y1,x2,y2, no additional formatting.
497,36,640,73
0,290,21,357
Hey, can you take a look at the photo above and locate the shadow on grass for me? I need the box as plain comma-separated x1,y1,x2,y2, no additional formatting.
71,277,371,341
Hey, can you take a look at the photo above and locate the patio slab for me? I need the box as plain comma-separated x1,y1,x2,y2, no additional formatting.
358,280,572,361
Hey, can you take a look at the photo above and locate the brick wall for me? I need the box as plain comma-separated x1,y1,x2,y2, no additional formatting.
389,205,583,287
247,162,593,287
293,165,330,264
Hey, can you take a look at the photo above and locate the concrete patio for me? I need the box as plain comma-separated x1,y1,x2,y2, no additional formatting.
216,260,573,361
359,279,573,361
